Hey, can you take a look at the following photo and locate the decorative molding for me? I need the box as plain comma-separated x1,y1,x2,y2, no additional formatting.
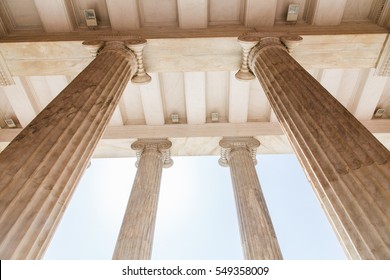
125,39,152,84
0,52,14,86
219,137,260,167
131,138,173,168
375,35,390,76
369,0,386,23
235,33,302,81
235,35,258,81
369,0,390,28
281,35,303,54
82,40,104,57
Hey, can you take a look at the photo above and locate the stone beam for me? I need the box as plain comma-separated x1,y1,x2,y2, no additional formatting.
1,120,389,142
0,33,387,76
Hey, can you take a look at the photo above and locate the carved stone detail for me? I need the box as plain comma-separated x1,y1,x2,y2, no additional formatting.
0,53,14,86
126,39,152,84
376,36,390,76
235,35,259,81
219,137,260,166
132,138,173,168
235,34,302,80
82,40,104,57
281,35,303,54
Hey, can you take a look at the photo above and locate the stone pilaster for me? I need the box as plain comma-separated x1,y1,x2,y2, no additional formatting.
219,137,283,260
246,36,390,259
0,40,138,259
113,139,172,260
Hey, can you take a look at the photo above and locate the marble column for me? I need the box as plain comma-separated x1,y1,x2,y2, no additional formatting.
0,40,138,259
244,36,390,259
219,137,283,260
113,139,173,260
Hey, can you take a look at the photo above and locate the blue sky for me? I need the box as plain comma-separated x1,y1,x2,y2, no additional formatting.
44,154,346,260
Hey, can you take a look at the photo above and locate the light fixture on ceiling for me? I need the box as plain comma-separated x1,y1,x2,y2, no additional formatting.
286,4,299,23
171,113,179,123
84,9,98,27
374,108,385,118
4,118,16,128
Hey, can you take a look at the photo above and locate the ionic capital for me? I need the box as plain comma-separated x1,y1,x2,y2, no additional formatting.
236,34,303,79
235,35,259,81
131,139,173,168
218,137,260,167
126,39,152,84
82,40,104,57
281,35,303,54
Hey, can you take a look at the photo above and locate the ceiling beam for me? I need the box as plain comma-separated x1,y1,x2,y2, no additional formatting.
1,33,387,76
1,120,390,142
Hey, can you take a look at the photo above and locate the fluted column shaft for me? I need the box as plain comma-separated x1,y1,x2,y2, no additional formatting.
0,41,137,259
248,37,390,259
113,139,172,260
219,138,283,260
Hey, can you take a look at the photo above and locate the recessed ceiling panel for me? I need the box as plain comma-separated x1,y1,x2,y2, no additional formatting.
209,0,242,24
3,0,42,29
342,0,374,21
139,0,178,27
248,79,269,122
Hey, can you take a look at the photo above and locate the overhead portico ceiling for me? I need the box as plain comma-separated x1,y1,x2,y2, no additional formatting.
0,0,389,158
0,0,388,34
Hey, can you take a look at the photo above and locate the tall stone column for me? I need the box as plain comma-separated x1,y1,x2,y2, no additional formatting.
0,40,139,259
219,137,283,260
244,36,390,259
113,139,173,260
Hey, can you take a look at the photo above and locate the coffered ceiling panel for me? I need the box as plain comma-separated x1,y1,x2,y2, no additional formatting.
121,81,144,125
248,79,270,122
342,0,374,21
3,0,42,29
209,0,243,24
205,71,228,123
139,0,178,27
34,0,73,32
160,72,186,124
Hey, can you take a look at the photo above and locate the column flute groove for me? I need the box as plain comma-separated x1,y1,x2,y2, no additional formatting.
0,40,138,259
244,36,390,259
